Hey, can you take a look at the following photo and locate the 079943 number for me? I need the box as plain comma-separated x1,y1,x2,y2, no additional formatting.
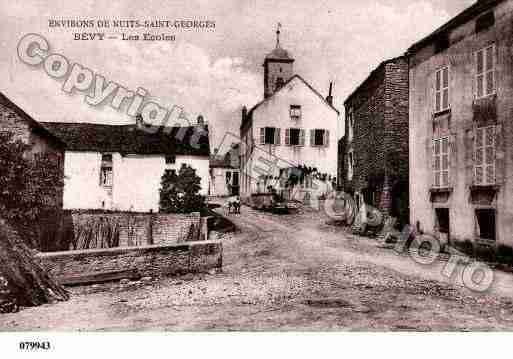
19,341,51,350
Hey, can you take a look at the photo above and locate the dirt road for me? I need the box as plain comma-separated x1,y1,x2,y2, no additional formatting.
2,206,513,331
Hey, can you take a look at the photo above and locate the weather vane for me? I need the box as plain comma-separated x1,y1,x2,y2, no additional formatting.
276,22,282,48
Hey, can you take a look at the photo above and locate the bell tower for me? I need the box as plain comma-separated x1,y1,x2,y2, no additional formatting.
263,23,294,98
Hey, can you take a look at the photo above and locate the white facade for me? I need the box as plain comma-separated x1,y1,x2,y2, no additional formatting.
209,167,239,197
63,151,209,212
241,76,342,200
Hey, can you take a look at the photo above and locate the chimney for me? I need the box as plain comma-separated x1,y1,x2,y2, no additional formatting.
196,114,204,125
242,106,248,123
326,82,333,106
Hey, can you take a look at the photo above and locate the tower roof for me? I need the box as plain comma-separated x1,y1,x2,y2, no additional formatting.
265,46,293,60
265,23,293,61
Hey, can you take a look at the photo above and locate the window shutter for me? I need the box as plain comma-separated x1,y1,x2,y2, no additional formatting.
299,130,305,147
429,138,438,188
495,124,504,185
310,130,315,147
477,49,484,98
433,139,441,187
474,127,484,185
285,128,290,146
486,45,495,96
449,134,457,187
435,70,441,112
443,138,449,187
324,130,330,147
464,128,475,188
260,128,265,145
484,126,496,184
275,128,281,145
442,67,449,110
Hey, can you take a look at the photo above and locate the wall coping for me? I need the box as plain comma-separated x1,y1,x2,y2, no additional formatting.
37,240,221,259
65,210,201,217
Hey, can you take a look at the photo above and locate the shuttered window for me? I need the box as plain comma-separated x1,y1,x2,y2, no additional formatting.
310,129,330,147
435,66,450,113
476,45,495,99
260,127,281,145
474,126,495,185
433,137,450,188
285,128,305,146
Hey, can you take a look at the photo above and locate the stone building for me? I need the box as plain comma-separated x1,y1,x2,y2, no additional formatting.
341,57,409,225
240,27,341,203
0,91,65,208
408,0,513,245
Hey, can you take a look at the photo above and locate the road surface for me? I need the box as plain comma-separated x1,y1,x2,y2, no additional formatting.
2,205,513,331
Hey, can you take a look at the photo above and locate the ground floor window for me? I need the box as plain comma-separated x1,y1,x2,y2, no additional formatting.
476,209,496,241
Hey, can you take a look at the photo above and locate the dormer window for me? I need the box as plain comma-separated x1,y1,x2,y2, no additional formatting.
290,105,301,120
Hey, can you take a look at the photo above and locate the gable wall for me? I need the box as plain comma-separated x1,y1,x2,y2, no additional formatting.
251,78,339,177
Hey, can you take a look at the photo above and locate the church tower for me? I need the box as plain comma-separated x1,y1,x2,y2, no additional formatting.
263,23,294,99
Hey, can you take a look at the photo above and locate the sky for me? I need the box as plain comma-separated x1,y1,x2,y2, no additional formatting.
0,0,475,151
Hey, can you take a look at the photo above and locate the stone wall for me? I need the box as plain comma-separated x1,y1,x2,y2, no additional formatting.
65,211,206,250
36,240,222,282
342,56,409,221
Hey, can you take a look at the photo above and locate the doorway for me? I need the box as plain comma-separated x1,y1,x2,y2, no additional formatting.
476,209,496,241
435,208,450,239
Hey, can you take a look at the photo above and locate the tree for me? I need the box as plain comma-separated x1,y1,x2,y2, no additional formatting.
0,131,68,313
159,164,205,214
0,131,64,248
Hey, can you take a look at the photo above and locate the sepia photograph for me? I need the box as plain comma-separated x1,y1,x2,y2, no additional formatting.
1,0,512,357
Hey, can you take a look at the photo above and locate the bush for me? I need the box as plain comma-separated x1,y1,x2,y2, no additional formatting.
159,164,205,214
0,131,63,248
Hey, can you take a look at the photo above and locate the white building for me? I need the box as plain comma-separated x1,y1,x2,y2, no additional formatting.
209,144,240,197
42,119,210,213
240,28,342,203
